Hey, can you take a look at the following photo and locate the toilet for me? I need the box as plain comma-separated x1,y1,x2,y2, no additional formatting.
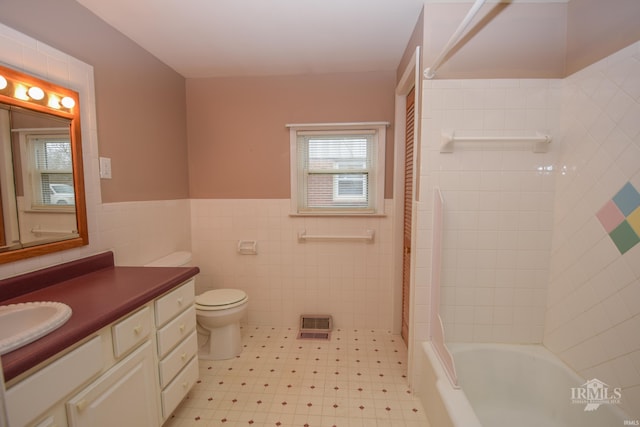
145,251,194,268
195,288,248,360
145,251,248,361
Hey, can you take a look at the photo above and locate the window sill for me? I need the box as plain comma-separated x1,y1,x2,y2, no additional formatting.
24,207,76,214
289,212,387,218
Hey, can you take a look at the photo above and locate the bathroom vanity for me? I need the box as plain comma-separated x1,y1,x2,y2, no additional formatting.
0,252,199,427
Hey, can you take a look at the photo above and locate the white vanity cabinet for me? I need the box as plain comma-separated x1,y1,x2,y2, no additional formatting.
67,341,159,427
66,306,159,427
154,279,198,421
5,278,199,427
5,336,104,427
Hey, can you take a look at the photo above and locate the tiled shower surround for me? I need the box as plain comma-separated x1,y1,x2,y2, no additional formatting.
415,77,562,346
414,40,640,418
544,41,640,418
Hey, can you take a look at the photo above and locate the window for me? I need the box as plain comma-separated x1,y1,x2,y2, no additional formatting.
289,122,387,215
27,134,75,207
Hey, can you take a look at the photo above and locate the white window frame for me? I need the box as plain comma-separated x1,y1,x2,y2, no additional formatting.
17,129,74,212
288,122,388,216
332,160,368,204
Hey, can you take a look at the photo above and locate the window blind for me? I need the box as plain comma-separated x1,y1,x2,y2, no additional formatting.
29,135,73,206
297,131,376,212
33,137,72,171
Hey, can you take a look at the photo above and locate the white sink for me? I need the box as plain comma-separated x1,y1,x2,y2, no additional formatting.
0,302,72,355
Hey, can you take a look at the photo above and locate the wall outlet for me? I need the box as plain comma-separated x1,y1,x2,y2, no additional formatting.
99,157,112,179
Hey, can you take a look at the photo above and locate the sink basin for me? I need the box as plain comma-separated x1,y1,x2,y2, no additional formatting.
0,301,72,355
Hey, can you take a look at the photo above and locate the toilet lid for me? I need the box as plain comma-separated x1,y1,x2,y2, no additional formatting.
196,289,247,308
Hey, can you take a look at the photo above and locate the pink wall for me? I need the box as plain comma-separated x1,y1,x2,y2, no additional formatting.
423,2,568,79
0,0,190,203
186,72,396,199
423,1,640,80
566,0,640,75
4,1,640,204
397,7,424,85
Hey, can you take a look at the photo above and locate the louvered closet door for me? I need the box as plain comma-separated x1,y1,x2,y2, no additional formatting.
401,87,415,345
0,192,5,247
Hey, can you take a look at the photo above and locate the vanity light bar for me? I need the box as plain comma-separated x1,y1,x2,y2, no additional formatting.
0,68,76,112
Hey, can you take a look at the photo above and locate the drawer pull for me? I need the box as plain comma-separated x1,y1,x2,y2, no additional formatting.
34,417,58,427
133,324,142,335
177,297,184,306
182,381,189,389
181,352,187,361
180,324,186,333
76,399,88,412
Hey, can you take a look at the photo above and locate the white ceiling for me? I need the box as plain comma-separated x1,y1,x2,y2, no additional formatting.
75,0,425,78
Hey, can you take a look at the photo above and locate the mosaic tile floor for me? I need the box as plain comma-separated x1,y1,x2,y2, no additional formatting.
164,326,430,427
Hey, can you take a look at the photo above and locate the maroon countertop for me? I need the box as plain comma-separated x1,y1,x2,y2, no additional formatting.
0,251,199,382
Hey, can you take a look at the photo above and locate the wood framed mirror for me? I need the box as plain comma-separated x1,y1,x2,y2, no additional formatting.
0,64,88,264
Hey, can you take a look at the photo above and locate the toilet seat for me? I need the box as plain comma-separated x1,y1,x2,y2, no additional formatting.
196,289,248,311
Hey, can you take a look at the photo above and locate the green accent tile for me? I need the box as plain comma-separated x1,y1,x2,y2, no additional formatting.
609,220,640,254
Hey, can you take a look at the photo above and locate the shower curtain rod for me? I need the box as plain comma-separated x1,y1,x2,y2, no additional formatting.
424,0,487,79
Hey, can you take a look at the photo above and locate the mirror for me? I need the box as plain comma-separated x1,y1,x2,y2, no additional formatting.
0,64,87,264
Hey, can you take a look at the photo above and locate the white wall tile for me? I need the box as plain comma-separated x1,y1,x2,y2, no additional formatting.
190,199,396,331
415,77,559,348
416,41,640,416
542,40,640,418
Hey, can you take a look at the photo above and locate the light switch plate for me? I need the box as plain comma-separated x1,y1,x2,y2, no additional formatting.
99,157,112,179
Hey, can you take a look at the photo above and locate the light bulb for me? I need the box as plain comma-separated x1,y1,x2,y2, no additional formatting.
28,86,45,100
48,95,61,109
0,76,6,90
61,96,75,109
14,84,28,100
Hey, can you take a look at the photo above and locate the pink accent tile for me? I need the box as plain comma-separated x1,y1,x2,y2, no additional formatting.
597,200,625,232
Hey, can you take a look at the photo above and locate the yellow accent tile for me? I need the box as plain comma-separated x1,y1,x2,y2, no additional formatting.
628,207,640,237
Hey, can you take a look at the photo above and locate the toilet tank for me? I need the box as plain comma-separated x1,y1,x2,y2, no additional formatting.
145,251,192,267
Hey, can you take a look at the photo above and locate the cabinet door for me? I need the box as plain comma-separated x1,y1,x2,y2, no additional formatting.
67,341,159,427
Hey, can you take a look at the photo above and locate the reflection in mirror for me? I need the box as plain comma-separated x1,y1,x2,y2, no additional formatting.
0,64,87,264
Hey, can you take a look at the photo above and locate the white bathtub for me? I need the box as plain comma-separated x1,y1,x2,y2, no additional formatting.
415,342,629,427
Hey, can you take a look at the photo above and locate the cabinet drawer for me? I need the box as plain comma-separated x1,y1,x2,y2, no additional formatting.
156,305,196,358
6,336,103,427
31,408,67,427
155,279,195,327
112,306,151,358
29,407,69,427
161,356,198,420
159,331,198,388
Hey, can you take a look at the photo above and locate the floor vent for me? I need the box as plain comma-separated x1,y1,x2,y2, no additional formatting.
297,315,332,340
298,331,331,340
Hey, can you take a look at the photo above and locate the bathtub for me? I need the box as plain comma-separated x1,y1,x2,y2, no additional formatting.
415,342,629,427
